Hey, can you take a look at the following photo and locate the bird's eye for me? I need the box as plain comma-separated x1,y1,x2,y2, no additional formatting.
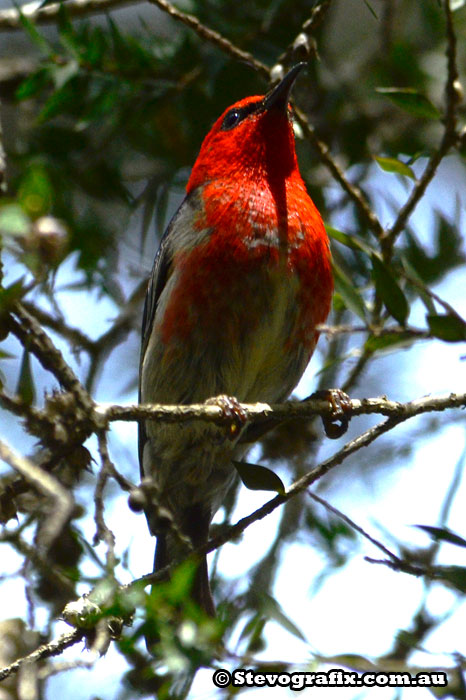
221,109,242,130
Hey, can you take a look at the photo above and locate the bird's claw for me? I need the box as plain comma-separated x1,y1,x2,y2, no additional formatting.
310,389,352,439
206,394,247,440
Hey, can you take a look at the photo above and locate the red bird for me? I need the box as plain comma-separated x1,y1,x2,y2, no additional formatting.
139,64,333,616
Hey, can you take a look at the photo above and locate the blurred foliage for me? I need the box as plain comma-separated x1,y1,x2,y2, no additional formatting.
0,0,465,698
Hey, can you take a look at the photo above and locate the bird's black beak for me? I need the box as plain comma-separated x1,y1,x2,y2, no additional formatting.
262,63,306,113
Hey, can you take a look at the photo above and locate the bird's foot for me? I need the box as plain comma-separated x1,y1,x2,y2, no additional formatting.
206,394,248,440
309,389,352,439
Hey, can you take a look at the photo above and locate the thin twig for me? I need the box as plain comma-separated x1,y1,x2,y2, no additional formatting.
308,490,401,563
294,106,384,238
148,0,268,78
93,432,116,571
0,96,6,192
0,390,56,436
0,0,140,31
8,303,93,412
0,528,76,597
0,439,74,555
85,280,146,391
274,0,334,68
21,301,95,354
38,658,97,680
363,556,439,578
402,272,464,320
0,629,85,682
136,415,403,587
341,347,374,394
317,323,430,338
383,0,460,252
146,0,384,243
5,408,463,677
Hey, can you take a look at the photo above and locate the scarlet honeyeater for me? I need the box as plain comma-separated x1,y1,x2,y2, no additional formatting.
139,64,333,615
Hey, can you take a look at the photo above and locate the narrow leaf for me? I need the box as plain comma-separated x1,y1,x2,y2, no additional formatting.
364,331,416,352
261,593,306,642
233,461,285,494
326,226,375,256
374,156,416,180
16,350,35,405
18,7,52,55
371,254,409,325
238,613,266,646
332,262,367,321
376,87,441,120
0,279,27,310
401,255,436,314
415,525,466,548
427,314,466,342
16,68,50,101
437,566,466,593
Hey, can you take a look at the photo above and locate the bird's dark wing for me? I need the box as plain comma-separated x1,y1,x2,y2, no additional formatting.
138,196,188,473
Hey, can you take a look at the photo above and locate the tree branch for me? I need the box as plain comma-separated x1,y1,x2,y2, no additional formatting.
0,629,85,682
0,0,141,31
135,415,402,587
8,302,93,412
148,0,268,78
4,395,464,679
0,439,74,555
93,432,117,569
383,0,460,252
274,0,334,69
294,106,385,238
98,391,466,428
21,301,95,354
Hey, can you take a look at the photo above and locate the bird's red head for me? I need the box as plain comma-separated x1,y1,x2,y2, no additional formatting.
187,65,305,193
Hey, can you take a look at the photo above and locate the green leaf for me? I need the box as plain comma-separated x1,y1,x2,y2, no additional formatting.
18,7,52,55
167,560,198,603
403,214,465,286
319,653,377,670
39,83,77,122
332,262,367,321
364,331,417,352
436,566,466,594
16,350,35,405
18,165,53,218
401,255,436,314
376,87,441,120
238,613,267,652
233,461,285,494
371,254,409,325
415,525,466,548
427,314,466,342
374,156,416,179
326,226,375,256
38,0,64,7
0,205,31,237
0,279,27,311
260,593,306,642
16,68,50,100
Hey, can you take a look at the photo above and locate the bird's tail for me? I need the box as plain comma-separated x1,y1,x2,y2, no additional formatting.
153,504,215,616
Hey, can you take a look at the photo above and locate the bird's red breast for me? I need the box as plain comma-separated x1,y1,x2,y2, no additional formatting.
160,95,332,357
